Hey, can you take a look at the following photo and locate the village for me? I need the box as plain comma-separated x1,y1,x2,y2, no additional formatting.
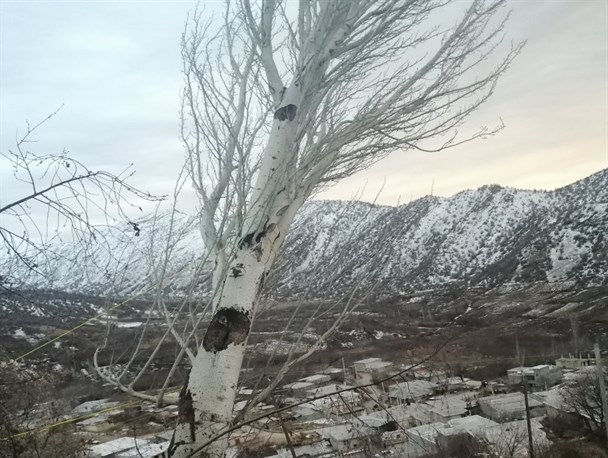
55,351,604,458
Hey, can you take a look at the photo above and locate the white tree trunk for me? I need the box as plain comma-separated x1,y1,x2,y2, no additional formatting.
169,95,302,457
168,250,268,457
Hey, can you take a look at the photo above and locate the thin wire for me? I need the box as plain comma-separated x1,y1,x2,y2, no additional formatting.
0,387,182,442
12,266,190,363
14,290,149,362
0,400,139,441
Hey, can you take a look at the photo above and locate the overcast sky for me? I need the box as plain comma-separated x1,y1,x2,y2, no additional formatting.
1,0,606,213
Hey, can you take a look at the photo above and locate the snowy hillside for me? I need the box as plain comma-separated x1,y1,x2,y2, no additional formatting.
3,169,607,298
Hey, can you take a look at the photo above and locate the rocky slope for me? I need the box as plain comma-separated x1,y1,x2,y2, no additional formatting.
3,169,607,299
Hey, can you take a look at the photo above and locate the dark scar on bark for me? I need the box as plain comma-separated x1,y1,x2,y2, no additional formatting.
230,263,245,278
203,308,251,353
274,104,297,121
239,232,255,249
254,217,274,244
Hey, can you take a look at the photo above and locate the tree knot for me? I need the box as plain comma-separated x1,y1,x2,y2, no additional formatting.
274,104,297,121
203,308,251,353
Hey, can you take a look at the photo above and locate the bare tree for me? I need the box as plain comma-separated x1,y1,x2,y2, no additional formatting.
0,361,84,458
0,108,162,291
167,1,521,456
560,370,607,440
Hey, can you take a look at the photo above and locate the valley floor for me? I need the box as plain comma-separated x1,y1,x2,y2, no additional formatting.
1,284,607,456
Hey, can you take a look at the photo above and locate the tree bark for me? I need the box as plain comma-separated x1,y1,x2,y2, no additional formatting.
169,94,302,458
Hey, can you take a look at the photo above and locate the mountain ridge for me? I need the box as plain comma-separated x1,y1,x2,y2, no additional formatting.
3,168,607,299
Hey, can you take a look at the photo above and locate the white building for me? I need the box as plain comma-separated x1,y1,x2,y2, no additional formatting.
478,392,545,422
435,376,483,393
404,422,448,456
506,365,561,389
556,354,595,370
324,424,379,457
418,392,477,423
353,360,394,385
268,441,336,458
284,380,316,395
530,388,576,418
482,419,550,457
387,380,437,404
436,415,499,450
300,374,332,385
86,437,169,458
72,399,121,416
435,415,549,457
305,384,363,416
353,358,382,373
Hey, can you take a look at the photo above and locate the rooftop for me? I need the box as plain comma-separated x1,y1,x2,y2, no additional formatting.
300,374,331,383
479,392,543,412
87,437,151,457
423,392,475,418
285,381,315,391
363,361,393,370
322,367,343,375
388,380,437,399
115,441,169,458
269,441,334,458
406,422,448,442
72,399,121,415
447,415,499,434
483,419,550,452
531,388,575,413
307,383,354,397
325,424,375,441
353,357,382,365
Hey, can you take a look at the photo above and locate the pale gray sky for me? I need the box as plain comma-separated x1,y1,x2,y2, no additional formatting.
1,0,606,213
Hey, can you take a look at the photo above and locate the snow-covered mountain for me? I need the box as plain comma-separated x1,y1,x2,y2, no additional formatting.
4,169,607,298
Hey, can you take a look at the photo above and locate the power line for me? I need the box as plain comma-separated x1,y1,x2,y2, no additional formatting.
11,267,194,363
0,385,183,442
0,400,140,441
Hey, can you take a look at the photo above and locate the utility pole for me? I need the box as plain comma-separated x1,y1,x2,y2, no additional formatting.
516,337,535,458
523,384,535,458
594,343,608,441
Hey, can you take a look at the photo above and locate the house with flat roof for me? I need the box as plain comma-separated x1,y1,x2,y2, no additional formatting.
419,392,477,423
435,415,549,457
478,392,545,422
404,422,447,456
300,374,332,385
387,380,437,405
435,376,483,393
324,424,380,457
353,358,383,372
436,415,499,450
556,354,595,370
284,380,316,395
267,441,336,458
506,365,561,389
357,403,413,429
482,419,550,457
530,388,576,418
354,360,394,386
306,384,363,416
86,436,169,458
